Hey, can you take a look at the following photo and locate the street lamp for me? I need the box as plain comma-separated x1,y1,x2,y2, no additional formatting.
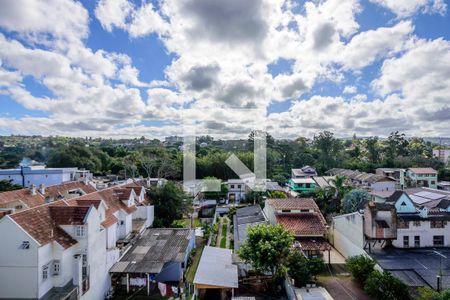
433,250,447,292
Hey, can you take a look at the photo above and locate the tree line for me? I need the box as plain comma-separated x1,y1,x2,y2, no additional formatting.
0,131,448,182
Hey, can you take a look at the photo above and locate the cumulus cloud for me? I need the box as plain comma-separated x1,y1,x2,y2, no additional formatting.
370,0,447,17
0,0,449,138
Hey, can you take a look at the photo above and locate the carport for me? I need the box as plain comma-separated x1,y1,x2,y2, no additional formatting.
194,246,239,300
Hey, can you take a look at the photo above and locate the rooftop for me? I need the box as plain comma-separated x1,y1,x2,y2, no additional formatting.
266,198,320,211
276,214,327,236
194,246,238,288
408,168,438,174
110,228,193,274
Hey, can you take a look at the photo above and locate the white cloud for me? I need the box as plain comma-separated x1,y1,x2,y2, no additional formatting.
370,0,447,17
343,85,357,94
0,0,449,138
0,0,88,44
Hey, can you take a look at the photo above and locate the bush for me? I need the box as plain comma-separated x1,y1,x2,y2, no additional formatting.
346,255,375,284
287,252,326,287
364,270,410,300
418,287,450,300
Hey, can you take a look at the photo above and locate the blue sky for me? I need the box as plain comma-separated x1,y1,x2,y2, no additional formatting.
0,0,449,138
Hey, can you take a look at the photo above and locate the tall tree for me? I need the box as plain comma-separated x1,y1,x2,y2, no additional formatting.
365,137,380,165
314,131,341,173
147,182,192,227
342,189,369,213
239,224,294,280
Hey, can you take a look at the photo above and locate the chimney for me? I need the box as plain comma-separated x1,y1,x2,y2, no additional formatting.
39,184,46,195
30,184,36,196
83,177,89,185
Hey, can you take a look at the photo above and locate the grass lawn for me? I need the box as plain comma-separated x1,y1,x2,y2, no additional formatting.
172,218,201,228
186,245,204,283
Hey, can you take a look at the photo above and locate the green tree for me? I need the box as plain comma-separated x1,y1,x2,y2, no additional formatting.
346,255,375,284
147,182,192,227
418,287,450,300
202,177,228,200
287,251,311,287
365,137,380,165
239,224,294,280
364,270,410,300
315,186,335,214
0,179,23,192
267,191,287,198
314,131,342,173
342,189,368,213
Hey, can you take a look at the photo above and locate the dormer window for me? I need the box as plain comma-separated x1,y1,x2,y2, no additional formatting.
401,202,406,206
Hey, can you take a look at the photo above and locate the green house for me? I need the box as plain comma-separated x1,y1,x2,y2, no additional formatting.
288,178,317,193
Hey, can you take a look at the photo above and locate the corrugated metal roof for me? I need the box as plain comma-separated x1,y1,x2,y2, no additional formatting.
194,246,238,288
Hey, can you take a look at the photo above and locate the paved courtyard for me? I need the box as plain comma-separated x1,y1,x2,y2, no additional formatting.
370,248,450,289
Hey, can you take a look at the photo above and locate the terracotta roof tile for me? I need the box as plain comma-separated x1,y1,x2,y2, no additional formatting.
43,181,96,199
0,189,45,208
267,198,320,211
10,201,79,249
49,206,91,225
408,168,438,174
276,213,327,236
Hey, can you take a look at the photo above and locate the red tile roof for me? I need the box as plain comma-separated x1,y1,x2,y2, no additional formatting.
43,181,96,199
0,188,45,208
408,168,438,174
10,201,79,249
267,198,320,211
276,213,327,236
67,199,102,209
49,206,91,225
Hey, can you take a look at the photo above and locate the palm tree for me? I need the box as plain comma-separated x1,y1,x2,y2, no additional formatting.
329,175,351,212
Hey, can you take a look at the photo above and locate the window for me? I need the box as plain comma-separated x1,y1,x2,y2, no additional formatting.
301,209,310,212
398,219,409,229
75,226,86,237
413,221,421,227
15,205,23,210
403,236,409,248
281,209,291,213
42,264,49,281
230,185,235,189
431,221,446,228
20,241,30,249
414,236,420,248
237,185,241,189
433,236,444,246
53,260,60,276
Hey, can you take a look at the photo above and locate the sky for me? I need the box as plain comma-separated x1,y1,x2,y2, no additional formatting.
0,0,449,139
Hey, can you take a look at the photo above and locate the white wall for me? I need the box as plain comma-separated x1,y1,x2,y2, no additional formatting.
263,203,277,224
393,221,450,248
0,217,39,299
83,209,110,300
38,243,54,298
132,205,154,228
332,212,366,258
106,224,118,249
371,181,396,192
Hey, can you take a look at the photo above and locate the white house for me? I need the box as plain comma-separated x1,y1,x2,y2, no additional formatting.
226,179,248,203
0,202,110,299
0,166,92,188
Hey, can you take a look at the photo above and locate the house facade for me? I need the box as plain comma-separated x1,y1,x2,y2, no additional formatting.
406,168,438,189
264,198,330,257
288,178,317,194
226,179,248,203
0,202,109,299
